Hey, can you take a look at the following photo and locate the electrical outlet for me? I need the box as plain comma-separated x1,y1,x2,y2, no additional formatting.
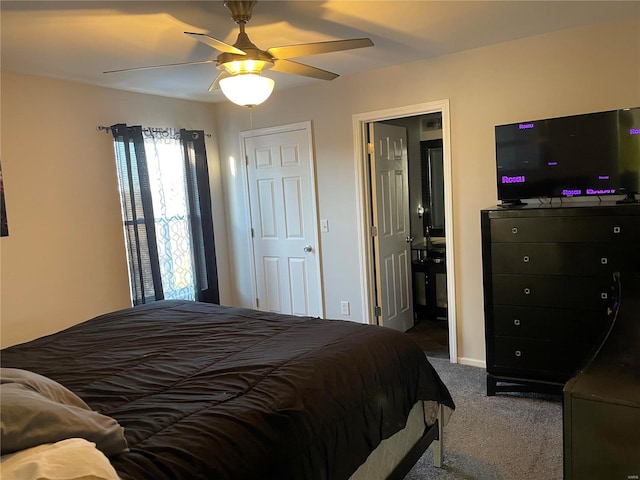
340,301,350,316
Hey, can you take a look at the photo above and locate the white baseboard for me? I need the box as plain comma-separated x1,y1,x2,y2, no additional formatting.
456,357,486,369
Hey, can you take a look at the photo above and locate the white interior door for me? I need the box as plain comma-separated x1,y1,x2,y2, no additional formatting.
244,122,322,317
370,122,414,331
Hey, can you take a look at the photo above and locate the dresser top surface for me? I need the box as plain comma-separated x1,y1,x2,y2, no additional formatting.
482,202,640,218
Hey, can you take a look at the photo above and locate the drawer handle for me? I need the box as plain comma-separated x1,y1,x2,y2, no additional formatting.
600,257,608,265
515,350,522,358
514,319,521,326
524,288,531,295
523,255,530,263
613,226,621,234
601,292,608,300
512,227,518,234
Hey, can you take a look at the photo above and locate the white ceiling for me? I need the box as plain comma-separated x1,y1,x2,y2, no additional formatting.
2,1,638,104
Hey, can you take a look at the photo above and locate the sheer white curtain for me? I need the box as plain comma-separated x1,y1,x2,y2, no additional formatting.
143,128,196,300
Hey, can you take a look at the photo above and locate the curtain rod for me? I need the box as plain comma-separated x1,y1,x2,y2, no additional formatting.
96,125,212,138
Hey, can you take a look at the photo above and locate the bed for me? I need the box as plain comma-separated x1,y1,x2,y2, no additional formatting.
1,300,455,479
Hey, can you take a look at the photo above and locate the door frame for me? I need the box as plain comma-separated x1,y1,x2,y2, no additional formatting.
352,100,457,363
240,120,325,317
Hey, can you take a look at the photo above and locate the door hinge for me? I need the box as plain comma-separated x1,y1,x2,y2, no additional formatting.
367,142,374,155
245,155,249,166
374,305,382,317
251,227,255,238
371,225,378,237
256,298,259,308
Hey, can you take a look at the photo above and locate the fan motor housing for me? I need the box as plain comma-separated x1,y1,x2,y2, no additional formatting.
224,1,257,24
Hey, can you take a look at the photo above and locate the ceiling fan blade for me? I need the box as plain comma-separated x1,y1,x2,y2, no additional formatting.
104,59,216,74
271,59,339,81
267,38,373,59
184,32,246,55
208,71,231,91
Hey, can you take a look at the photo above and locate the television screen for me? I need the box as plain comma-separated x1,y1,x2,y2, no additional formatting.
495,107,640,202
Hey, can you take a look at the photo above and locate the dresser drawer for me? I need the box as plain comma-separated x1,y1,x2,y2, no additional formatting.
491,243,564,275
491,243,634,276
490,216,640,243
492,306,604,340
492,275,614,310
492,337,591,379
563,243,638,274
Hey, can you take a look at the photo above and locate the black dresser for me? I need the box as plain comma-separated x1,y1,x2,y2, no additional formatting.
480,202,640,395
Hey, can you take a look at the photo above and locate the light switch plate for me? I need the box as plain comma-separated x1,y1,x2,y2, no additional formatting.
340,301,350,315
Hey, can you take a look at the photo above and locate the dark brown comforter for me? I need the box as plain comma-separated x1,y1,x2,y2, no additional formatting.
1,300,454,480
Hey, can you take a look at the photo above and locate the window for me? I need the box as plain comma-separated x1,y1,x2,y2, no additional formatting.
111,124,219,305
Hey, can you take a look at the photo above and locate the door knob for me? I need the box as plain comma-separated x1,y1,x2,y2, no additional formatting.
303,245,313,253
406,236,415,243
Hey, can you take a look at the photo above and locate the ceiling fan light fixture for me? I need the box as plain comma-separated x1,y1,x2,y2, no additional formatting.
104,1,373,103
222,59,269,75
219,73,274,107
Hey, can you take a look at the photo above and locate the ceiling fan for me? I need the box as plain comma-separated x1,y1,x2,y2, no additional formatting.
105,1,374,106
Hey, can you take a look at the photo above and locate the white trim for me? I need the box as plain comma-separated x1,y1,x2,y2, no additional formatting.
239,121,325,318
458,357,486,369
353,119,375,326
238,131,259,309
352,100,458,364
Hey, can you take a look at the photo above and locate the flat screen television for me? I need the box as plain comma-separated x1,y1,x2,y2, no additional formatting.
495,107,640,205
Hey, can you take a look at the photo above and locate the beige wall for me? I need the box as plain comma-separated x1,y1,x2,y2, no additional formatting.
216,16,640,366
0,74,226,348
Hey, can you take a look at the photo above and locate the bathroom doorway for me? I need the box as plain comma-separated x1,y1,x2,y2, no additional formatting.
378,113,448,358
353,100,457,363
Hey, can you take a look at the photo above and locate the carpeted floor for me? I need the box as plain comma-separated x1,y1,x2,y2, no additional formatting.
406,358,563,480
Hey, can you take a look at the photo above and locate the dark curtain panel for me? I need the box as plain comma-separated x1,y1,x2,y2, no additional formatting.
181,129,220,304
111,124,164,305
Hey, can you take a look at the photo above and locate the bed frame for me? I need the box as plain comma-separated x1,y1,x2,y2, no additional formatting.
387,405,445,479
